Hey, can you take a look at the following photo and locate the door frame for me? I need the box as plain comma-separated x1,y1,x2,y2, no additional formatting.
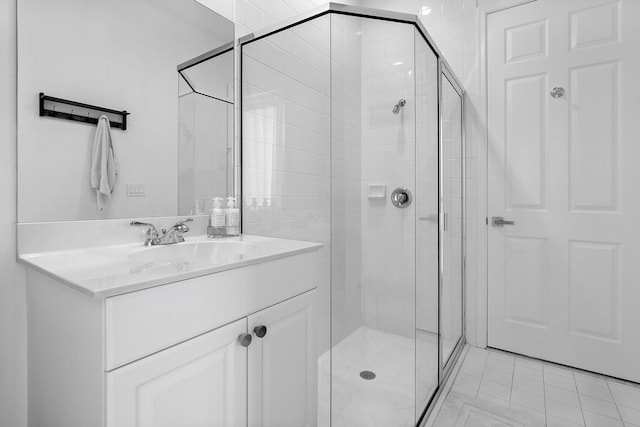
477,0,539,349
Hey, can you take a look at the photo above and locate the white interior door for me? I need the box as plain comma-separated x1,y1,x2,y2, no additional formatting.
488,0,640,381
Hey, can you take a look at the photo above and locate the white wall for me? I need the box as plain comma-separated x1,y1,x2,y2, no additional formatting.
196,0,233,21
235,0,330,38
0,1,28,427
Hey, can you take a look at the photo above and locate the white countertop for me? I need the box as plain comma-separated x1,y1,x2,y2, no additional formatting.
19,235,322,298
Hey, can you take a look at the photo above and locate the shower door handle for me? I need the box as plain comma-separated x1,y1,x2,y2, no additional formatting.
492,216,515,227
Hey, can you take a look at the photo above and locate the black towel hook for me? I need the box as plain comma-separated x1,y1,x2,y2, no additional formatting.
38,92,130,130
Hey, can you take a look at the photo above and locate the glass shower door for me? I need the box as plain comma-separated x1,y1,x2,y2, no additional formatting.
441,68,464,368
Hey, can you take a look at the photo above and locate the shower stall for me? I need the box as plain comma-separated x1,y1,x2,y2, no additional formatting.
240,4,464,426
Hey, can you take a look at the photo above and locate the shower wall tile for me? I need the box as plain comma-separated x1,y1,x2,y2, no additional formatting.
360,19,417,338
331,14,363,345
419,24,457,349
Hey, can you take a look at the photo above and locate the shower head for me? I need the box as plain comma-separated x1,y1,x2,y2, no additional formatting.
392,98,406,114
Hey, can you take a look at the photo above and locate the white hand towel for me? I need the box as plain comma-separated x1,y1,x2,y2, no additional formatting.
90,115,120,210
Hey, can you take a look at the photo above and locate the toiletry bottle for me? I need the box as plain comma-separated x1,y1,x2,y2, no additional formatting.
225,197,240,236
208,197,226,238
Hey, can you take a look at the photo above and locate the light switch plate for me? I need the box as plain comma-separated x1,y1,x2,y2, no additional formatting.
126,183,146,197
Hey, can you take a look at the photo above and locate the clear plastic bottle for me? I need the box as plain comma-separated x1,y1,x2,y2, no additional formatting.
225,197,240,236
207,197,226,238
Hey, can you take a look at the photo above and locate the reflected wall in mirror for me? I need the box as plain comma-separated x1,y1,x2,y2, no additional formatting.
178,46,234,216
17,0,234,223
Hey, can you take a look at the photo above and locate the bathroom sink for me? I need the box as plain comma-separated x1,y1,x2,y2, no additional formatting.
128,240,254,267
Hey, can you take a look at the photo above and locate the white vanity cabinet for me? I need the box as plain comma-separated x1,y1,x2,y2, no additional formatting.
25,243,320,427
107,290,317,427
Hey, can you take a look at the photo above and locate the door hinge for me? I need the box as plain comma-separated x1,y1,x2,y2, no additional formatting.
486,217,488,225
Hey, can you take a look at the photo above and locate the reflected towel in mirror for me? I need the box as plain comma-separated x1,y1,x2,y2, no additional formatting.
90,115,119,210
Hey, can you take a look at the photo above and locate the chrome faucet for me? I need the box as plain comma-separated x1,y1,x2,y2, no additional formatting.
130,218,193,246
159,218,193,244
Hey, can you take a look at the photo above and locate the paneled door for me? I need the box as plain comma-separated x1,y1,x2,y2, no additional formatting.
488,0,640,381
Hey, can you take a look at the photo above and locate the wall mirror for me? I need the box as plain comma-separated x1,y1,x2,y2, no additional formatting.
17,0,235,223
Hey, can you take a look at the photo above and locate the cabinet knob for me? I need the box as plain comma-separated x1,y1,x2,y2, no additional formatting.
237,333,252,347
253,325,268,338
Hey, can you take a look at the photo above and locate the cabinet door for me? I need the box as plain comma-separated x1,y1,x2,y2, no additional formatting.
248,289,317,427
107,318,248,427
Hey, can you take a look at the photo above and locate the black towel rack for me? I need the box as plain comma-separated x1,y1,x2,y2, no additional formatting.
39,92,130,130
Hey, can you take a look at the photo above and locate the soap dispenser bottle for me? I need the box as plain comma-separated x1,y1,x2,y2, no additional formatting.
225,197,240,236
208,197,226,238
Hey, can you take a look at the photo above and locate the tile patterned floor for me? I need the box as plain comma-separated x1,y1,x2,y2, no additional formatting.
429,346,640,427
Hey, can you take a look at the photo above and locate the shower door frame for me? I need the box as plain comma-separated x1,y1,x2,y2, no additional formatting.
238,4,467,426
417,60,467,427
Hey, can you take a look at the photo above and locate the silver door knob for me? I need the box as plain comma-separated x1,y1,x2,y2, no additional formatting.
492,216,515,227
550,87,565,98
253,325,267,338
238,333,252,347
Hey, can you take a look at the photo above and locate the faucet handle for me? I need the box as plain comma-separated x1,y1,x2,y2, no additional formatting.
130,221,156,229
130,221,160,246
175,218,194,233
130,221,159,234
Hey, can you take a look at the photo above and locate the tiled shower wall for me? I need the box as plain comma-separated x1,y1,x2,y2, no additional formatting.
359,19,417,337
241,16,332,353
330,15,363,345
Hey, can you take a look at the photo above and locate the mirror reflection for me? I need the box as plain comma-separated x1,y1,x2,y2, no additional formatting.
17,0,234,223
178,45,234,216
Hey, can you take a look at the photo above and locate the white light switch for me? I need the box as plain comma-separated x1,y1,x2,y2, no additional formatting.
127,183,146,197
